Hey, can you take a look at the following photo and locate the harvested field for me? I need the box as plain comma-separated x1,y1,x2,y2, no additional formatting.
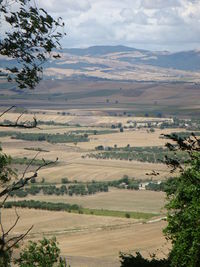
4,208,169,267
4,208,136,237
36,160,169,182
1,126,177,183
1,80,200,117
59,220,169,267
1,126,183,183
78,128,184,149
0,111,178,266
0,112,172,127
19,189,166,214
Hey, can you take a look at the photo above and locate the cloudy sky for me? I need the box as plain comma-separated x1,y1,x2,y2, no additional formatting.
38,0,200,51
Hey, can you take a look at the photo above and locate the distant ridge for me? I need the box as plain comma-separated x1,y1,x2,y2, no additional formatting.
60,45,200,71
61,45,147,56
1,45,200,82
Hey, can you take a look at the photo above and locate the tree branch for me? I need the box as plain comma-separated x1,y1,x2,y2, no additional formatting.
4,207,20,238
0,157,58,198
0,106,16,118
6,225,33,252
0,106,39,129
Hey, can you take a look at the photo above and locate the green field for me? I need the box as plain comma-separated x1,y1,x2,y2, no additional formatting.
5,200,158,220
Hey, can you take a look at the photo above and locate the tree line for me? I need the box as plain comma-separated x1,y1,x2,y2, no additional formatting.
9,182,109,198
11,157,52,166
85,145,188,163
4,200,156,220
12,132,89,143
9,176,172,199
4,200,81,213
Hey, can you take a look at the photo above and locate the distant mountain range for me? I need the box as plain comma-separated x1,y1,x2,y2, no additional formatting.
1,45,200,82
60,45,200,71
61,45,146,56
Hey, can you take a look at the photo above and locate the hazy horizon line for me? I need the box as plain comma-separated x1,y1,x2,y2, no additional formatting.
61,44,200,53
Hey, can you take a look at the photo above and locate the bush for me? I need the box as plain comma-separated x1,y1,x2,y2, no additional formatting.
15,237,67,267
120,252,170,267
61,178,69,184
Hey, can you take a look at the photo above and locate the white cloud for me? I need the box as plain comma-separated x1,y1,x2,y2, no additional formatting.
154,9,183,25
140,0,181,9
120,9,149,25
38,0,91,13
37,0,200,51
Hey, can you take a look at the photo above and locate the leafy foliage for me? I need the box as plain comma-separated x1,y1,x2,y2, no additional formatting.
11,156,52,166
120,252,170,267
12,132,89,143
0,146,15,184
87,145,188,163
5,200,81,213
119,133,200,267
15,237,67,267
0,1,66,265
163,133,200,267
9,181,109,197
0,0,65,89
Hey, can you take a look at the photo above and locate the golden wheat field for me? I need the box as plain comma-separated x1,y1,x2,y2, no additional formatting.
0,119,182,183
0,111,171,127
4,208,169,267
0,111,180,266
16,188,166,214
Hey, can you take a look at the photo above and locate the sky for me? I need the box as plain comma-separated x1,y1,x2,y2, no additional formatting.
38,0,200,51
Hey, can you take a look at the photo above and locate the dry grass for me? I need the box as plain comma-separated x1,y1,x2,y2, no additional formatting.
34,159,169,182
4,208,135,237
1,126,181,183
0,112,171,127
1,80,200,113
0,112,174,266
46,57,200,81
3,208,169,267
2,147,170,183
58,220,169,264
19,189,166,214
78,128,184,149
0,125,184,149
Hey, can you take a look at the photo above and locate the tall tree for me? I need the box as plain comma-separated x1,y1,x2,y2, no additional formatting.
120,133,200,267
0,0,65,265
0,0,65,89
163,133,200,267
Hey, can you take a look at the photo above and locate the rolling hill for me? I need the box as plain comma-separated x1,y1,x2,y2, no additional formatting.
43,45,200,82
1,45,200,82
